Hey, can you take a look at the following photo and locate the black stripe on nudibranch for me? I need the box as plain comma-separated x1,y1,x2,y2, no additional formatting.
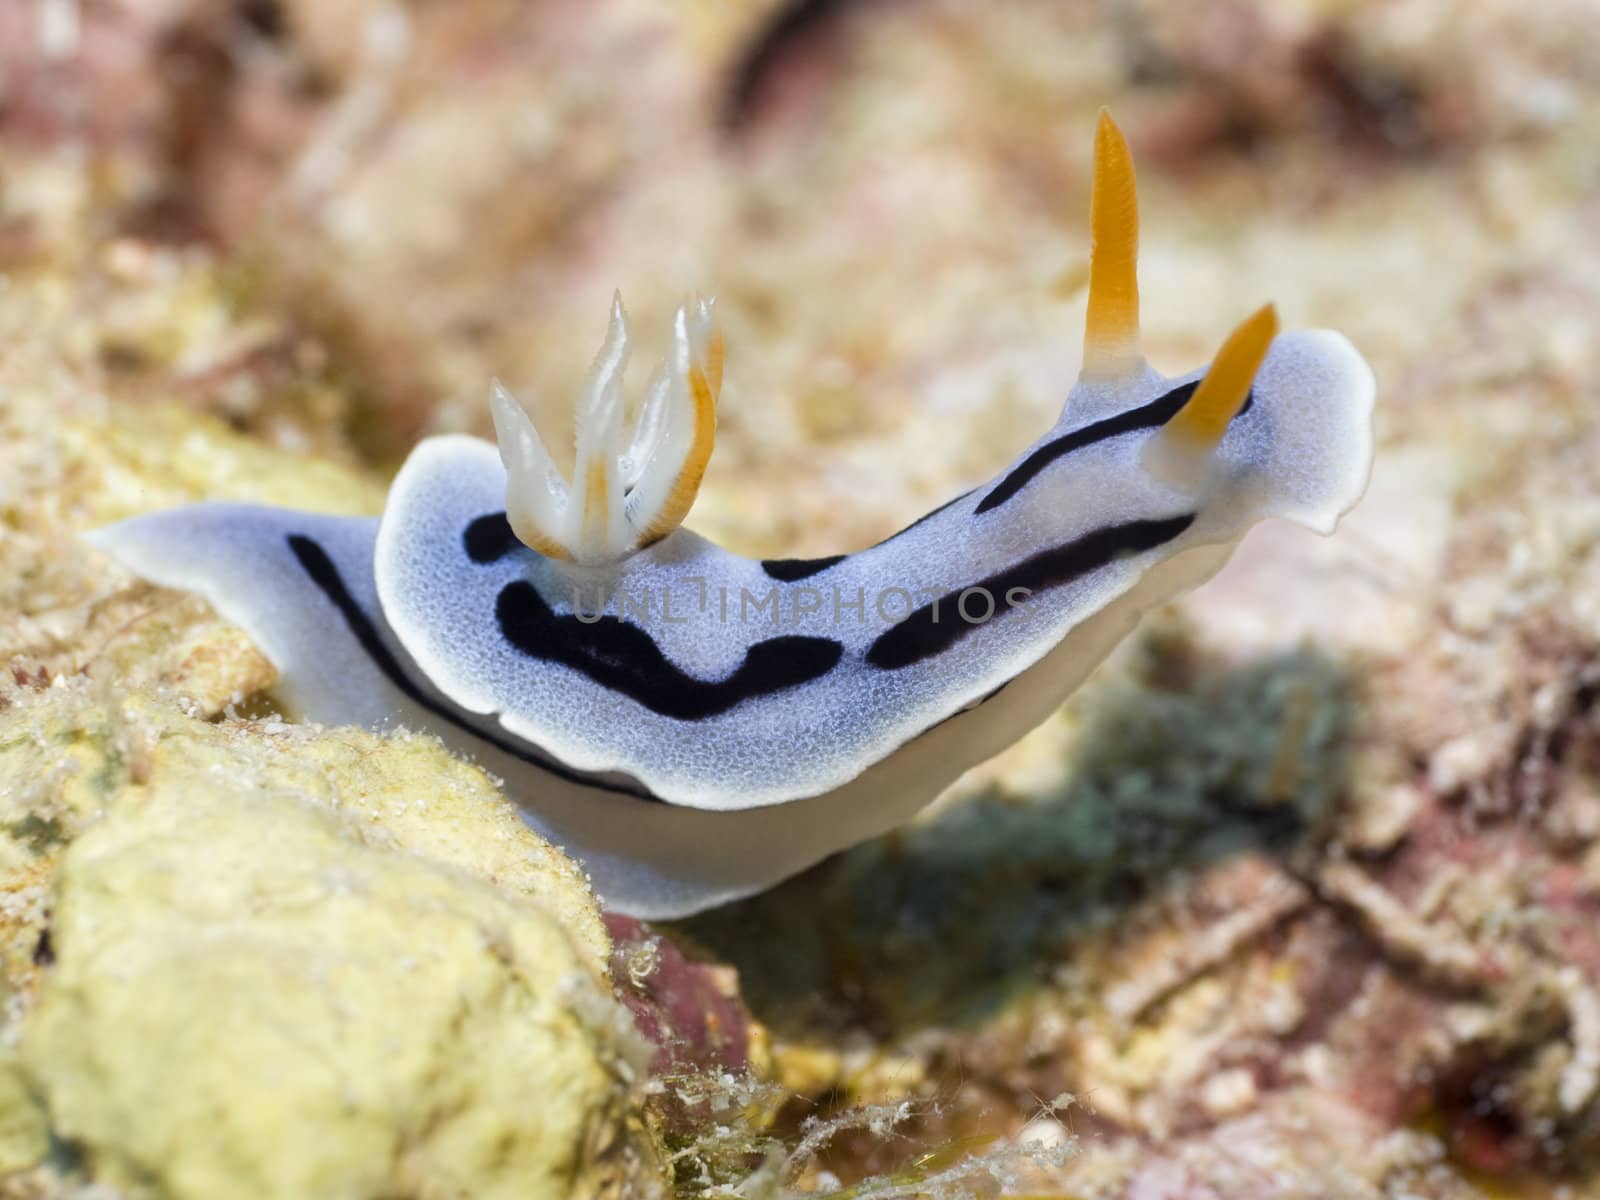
865,512,1197,670
976,382,1254,515
497,581,844,720
761,555,846,582
758,488,977,582
286,534,664,802
464,512,519,564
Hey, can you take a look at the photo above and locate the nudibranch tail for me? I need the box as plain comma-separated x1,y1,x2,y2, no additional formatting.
491,293,723,565
1082,109,1143,380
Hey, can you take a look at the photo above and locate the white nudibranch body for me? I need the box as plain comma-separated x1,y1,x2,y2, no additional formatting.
85,115,1376,918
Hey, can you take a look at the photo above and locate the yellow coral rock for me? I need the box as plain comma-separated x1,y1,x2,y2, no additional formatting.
17,708,653,1200
0,1051,48,1173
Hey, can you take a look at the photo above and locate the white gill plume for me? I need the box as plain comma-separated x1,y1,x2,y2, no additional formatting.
490,293,722,566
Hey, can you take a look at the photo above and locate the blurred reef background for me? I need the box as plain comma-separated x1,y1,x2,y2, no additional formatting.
2,0,1600,1197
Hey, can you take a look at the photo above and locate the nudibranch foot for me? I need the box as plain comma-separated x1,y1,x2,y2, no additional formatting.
86,112,1375,918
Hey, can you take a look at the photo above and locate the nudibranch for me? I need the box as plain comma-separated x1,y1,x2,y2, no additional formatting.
87,115,1374,918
